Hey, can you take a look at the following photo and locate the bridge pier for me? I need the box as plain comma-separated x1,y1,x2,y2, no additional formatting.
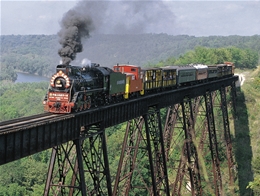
168,98,203,196
181,97,203,195
164,88,236,195
143,106,170,195
204,91,223,195
112,117,145,195
220,86,235,187
44,141,83,196
44,123,112,196
113,106,170,196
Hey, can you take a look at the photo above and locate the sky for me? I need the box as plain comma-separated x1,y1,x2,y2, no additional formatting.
1,0,260,37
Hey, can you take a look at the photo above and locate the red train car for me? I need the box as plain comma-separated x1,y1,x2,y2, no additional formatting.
113,64,144,99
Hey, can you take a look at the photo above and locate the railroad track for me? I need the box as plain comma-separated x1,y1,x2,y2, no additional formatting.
0,113,73,134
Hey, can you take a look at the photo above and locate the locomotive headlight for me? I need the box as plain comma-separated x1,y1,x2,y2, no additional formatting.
57,80,61,84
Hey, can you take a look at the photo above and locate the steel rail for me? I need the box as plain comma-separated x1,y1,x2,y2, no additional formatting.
0,113,51,126
0,113,72,134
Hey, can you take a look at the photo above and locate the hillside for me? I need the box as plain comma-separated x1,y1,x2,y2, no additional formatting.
1,34,260,81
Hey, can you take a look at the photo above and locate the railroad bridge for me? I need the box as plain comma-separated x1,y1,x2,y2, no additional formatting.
0,76,238,195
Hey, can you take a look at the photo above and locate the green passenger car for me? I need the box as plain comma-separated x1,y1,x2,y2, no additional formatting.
208,65,218,79
176,66,196,85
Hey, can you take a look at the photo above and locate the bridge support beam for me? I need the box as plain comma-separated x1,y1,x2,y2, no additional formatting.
167,97,204,196
166,104,189,195
181,97,202,196
204,91,223,195
113,117,145,195
219,86,235,189
44,123,112,196
231,81,237,115
113,106,170,195
44,141,84,196
166,90,236,195
163,104,180,161
143,106,170,195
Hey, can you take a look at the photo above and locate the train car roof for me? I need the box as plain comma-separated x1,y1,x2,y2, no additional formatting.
166,65,196,71
192,64,208,69
207,65,218,68
216,64,228,67
142,67,162,71
114,64,140,68
161,66,177,70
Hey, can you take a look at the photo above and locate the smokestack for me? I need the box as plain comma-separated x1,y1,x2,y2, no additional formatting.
58,8,94,65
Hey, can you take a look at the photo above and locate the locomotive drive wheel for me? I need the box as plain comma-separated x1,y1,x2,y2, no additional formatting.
74,96,84,112
75,101,83,112
74,105,79,112
83,96,91,110
83,102,87,110
79,103,83,111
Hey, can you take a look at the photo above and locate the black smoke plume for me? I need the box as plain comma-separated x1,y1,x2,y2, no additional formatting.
58,8,94,65
57,1,176,65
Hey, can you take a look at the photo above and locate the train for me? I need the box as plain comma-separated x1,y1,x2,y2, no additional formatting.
43,62,235,113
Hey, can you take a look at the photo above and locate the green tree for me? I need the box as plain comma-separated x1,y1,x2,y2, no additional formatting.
152,46,258,68
0,183,27,196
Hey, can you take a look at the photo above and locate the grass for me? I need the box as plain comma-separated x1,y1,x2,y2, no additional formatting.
232,66,260,195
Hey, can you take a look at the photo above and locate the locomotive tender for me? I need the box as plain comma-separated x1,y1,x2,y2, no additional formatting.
43,62,234,113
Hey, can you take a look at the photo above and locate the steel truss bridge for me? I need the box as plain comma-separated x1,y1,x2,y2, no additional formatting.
0,76,238,195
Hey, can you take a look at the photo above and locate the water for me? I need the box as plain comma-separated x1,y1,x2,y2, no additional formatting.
15,72,50,83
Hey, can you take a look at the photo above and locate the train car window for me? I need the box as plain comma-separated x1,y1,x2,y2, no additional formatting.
131,68,136,72
114,67,120,72
153,72,156,80
140,71,143,79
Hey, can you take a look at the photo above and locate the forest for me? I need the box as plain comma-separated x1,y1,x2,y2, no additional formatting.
1,34,260,82
0,34,260,195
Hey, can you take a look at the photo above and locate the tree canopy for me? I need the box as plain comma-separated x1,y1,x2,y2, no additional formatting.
152,46,259,69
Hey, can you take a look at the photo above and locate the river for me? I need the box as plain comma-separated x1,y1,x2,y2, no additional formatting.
15,72,50,83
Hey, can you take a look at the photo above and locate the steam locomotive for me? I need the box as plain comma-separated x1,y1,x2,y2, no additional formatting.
43,62,234,113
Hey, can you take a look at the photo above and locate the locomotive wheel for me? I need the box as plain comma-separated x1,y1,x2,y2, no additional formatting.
79,103,83,111
83,96,91,110
83,102,87,110
74,101,83,112
74,105,79,112
83,95,87,110
87,96,91,109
